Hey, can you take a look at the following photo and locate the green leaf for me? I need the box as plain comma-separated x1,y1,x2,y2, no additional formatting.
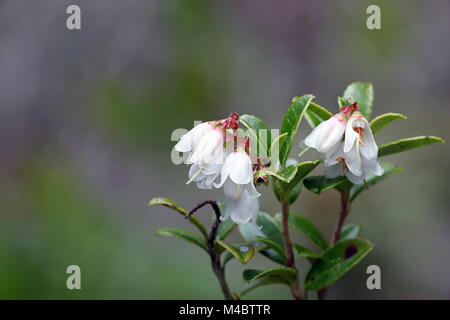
156,227,208,252
285,213,328,251
287,180,303,205
217,218,236,240
253,237,287,263
350,163,403,201
243,267,297,284
309,102,333,120
240,114,271,157
284,161,321,193
241,267,297,297
305,238,374,291
340,224,361,241
274,161,320,204
215,240,255,264
280,94,315,165
149,197,208,237
341,82,374,119
370,113,407,134
303,175,347,194
378,136,444,157
264,165,298,183
293,244,320,259
239,212,285,264
305,102,333,128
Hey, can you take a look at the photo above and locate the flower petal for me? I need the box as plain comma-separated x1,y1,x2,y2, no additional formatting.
245,181,261,198
344,143,363,176
345,170,365,185
325,163,343,179
344,115,359,153
227,192,257,224
227,151,253,185
306,114,346,153
222,179,241,199
360,123,378,160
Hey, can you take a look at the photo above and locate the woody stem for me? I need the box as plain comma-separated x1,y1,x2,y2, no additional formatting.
281,198,304,300
187,200,234,300
318,190,351,300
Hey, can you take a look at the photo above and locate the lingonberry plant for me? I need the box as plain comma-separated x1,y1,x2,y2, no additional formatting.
150,82,443,300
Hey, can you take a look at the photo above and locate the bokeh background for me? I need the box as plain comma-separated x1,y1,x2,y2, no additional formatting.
0,0,449,299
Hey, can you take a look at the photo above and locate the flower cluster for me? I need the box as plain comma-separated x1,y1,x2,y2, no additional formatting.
175,113,261,226
305,100,383,184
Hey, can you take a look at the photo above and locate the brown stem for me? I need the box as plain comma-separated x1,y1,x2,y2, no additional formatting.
318,190,350,300
330,190,350,246
281,198,303,300
187,200,234,300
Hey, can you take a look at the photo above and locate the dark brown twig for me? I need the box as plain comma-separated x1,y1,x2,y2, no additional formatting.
187,200,233,300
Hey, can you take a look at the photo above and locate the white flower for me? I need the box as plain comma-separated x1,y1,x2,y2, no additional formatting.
324,142,365,184
215,151,260,198
221,190,260,225
187,127,225,166
187,161,223,189
175,122,213,154
305,113,347,153
215,150,261,224
344,112,378,161
324,112,383,184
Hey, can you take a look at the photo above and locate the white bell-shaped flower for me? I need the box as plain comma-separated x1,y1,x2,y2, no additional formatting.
344,112,378,160
215,150,260,198
215,150,261,225
305,113,347,153
188,128,225,166
325,134,383,185
221,189,260,225
175,122,213,154
187,160,223,189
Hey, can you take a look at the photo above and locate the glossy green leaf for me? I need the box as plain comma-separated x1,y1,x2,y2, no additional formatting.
149,197,208,237
350,163,403,201
305,102,333,128
303,175,347,194
305,238,374,291
156,227,208,252
341,82,374,119
241,267,298,297
293,244,320,259
264,165,298,183
287,180,303,205
378,136,444,157
243,267,297,283
340,224,361,241
280,94,315,165
309,102,333,120
305,109,323,128
239,212,285,264
370,113,407,134
216,240,255,264
276,161,320,204
253,237,286,263
284,161,321,192
286,213,328,251
240,114,271,157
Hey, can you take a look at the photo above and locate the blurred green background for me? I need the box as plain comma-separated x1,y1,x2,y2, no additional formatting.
0,0,449,299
